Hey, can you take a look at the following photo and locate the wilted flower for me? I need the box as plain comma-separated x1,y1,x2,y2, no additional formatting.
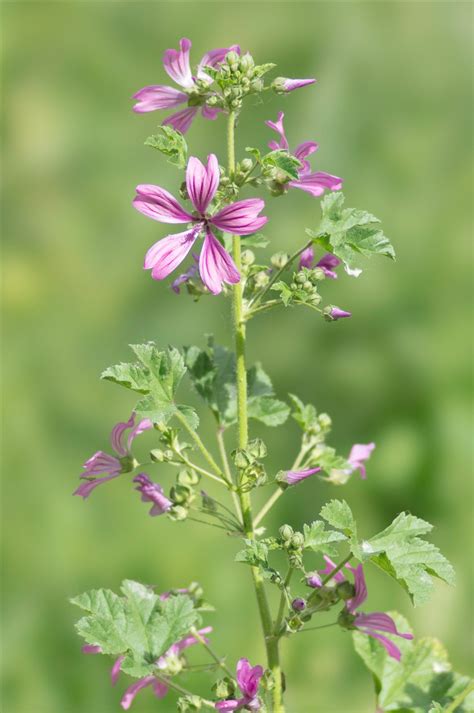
265,111,342,197
215,657,264,711
299,247,341,279
133,473,172,516
82,626,212,709
132,38,239,132
74,414,152,499
134,153,267,294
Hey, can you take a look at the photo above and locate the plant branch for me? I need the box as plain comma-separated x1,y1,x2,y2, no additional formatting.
174,411,230,486
190,627,234,678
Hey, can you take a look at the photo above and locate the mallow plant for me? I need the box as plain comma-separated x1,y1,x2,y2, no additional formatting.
71,39,473,713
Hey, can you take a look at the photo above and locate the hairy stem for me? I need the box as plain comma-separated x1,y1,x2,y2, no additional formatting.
174,411,230,486
227,110,285,713
217,427,243,523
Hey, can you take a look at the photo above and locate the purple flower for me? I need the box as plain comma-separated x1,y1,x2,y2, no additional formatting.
83,626,212,709
133,473,172,516
132,38,240,132
74,414,152,499
299,247,341,279
291,597,306,612
306,572,323,588
328,442,375,483
265,111,342,197
171,253,199,293
318,561,413,661
278,466,321,485
272,77,316,93
134,153,267,294
215,658,264,711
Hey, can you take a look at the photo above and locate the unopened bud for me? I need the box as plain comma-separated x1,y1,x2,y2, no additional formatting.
150,448,165,463
226,50,240,65
250,79,264,92
271,252,289,269
295,272,306,285
318,413,332,429
177,469,200,486
336,581,356,601
240,53,255,72
240,158,253,172
254,271,270,288
232,448,252,469
206,94,219,106
241,249,255,266
291,597,306,612
279,524,294,541
287,615,304,632
337,608,357,630
289,532,305,549
311,267,325,281
248,438,267,459
169,505,188,521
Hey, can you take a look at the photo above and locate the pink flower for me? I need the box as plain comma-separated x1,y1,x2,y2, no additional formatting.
132,38,239,132
134,153,267,294
215,658,264,711
318,560,413,661
328,442,375,483
324,305,352,321
82,627,212,709
265,111,342,197
277,466,321,485
299,247,341,279
133,473,172,516
74,414,152,498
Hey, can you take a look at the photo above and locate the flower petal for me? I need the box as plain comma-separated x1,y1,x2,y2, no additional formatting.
82,451,121,477
361,630,403,660
120,676,155,710
197,45,240,82
110,413,135,457
265,111,289,151
133,185,193,224
186,154,220,214
127,418,153,451
236,658,263,699
348,442,375,479
132,85,187,113
211,198,268,235
215,702,240,712
162,38,193,88
152,679,169,699
73,473,120,499
111,655,125,685
144,227,200,280
199,229,240,295
171,253,199,293
278,77,316,92
82,644,102,654
201,105,222,120
299,246,314,269
294,141,319,174
162,106,199,134
282,467,321,485
319,555,346,583
346,564,368,612
289,172,343,197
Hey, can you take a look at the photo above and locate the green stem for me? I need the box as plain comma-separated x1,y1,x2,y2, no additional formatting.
321,554,352,585
254,442,309,527
444,682,474,713
248,239,314,310
174,411,230,486
179,453,228,486
154,674,215,708
217,427,243,523
295,622,338,634
190,627,234,678
274,568,294,636
227,110,285,713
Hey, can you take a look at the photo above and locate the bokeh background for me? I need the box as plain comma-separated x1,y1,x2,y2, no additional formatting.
2,2,473,712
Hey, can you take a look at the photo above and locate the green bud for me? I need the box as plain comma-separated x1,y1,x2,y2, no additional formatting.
163,449,175,461
268,180,287,197
337,608,357,630
240,158,253,172
336,581,356,601
250,79,264,92
318,413,332,430
226,50,240,65
290,282,298,291
240,53,255,72
303,280,313,291
295,272,306,285
177,695,202,712
254,271,270,288
232,448,253,469
241,77,250,88
230,63,240,73
287,615,304,632
213,677,236,699
220,176,231,186
279,524,294,541
311,267,325,281
271,252,289,269
289,532,305,549
119,454,137,474
241,249,255,266
309,293,322,306
248,437,267,459
231,99,241,109
150,448,165,463
170,484,193,504
206,95,218,106
177,468,200,486
169,505,188,521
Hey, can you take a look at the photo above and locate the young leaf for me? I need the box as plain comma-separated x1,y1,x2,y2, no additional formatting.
263,150,301,181
320,499,361,558
362,512,455,606
307,191,395,275
184,339,289,428
241,233,270,249
101,343,198,429
145,126,188,168
353,612,474,712
303,520,347,556
235,540,281,584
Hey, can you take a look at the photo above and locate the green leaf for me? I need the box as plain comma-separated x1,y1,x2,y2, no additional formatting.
263,150,301,181
289,394,318,432
308,191,395,275
102,343,198,428
353,612,474,712
71,583,199,679
320,499,361,558
271,281,293,306
362,513,455,606
241,233,270,249
303,520,347,556
184,339,288,428
235,540,281,584
145,126,188,168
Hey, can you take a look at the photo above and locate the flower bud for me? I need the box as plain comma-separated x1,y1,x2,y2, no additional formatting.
206,94,219,106
240,158,253,172
150,448,165,462
337,608,357,630
311,267,326,281
170,484,193,504
271,252,289,269
177,468,200,486
291,597,306,612
336,581,356,601
163,449,175,461
213,677,236,699
226,50,240,65
119,454,137,473
287,614,304,632
241,249,255,266
289,532,305,549
306,572,322,588
169,505,188,521
232,448,253,469
303,280,313,291
250,79,264,92
323,305,352,321
248,438,267,459
254,271,270,288
295,272,306,285
240,52,255,72
279,524,294,541
318,413,332,430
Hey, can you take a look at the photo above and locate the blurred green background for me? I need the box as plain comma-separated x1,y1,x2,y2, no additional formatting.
2,2,473,712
